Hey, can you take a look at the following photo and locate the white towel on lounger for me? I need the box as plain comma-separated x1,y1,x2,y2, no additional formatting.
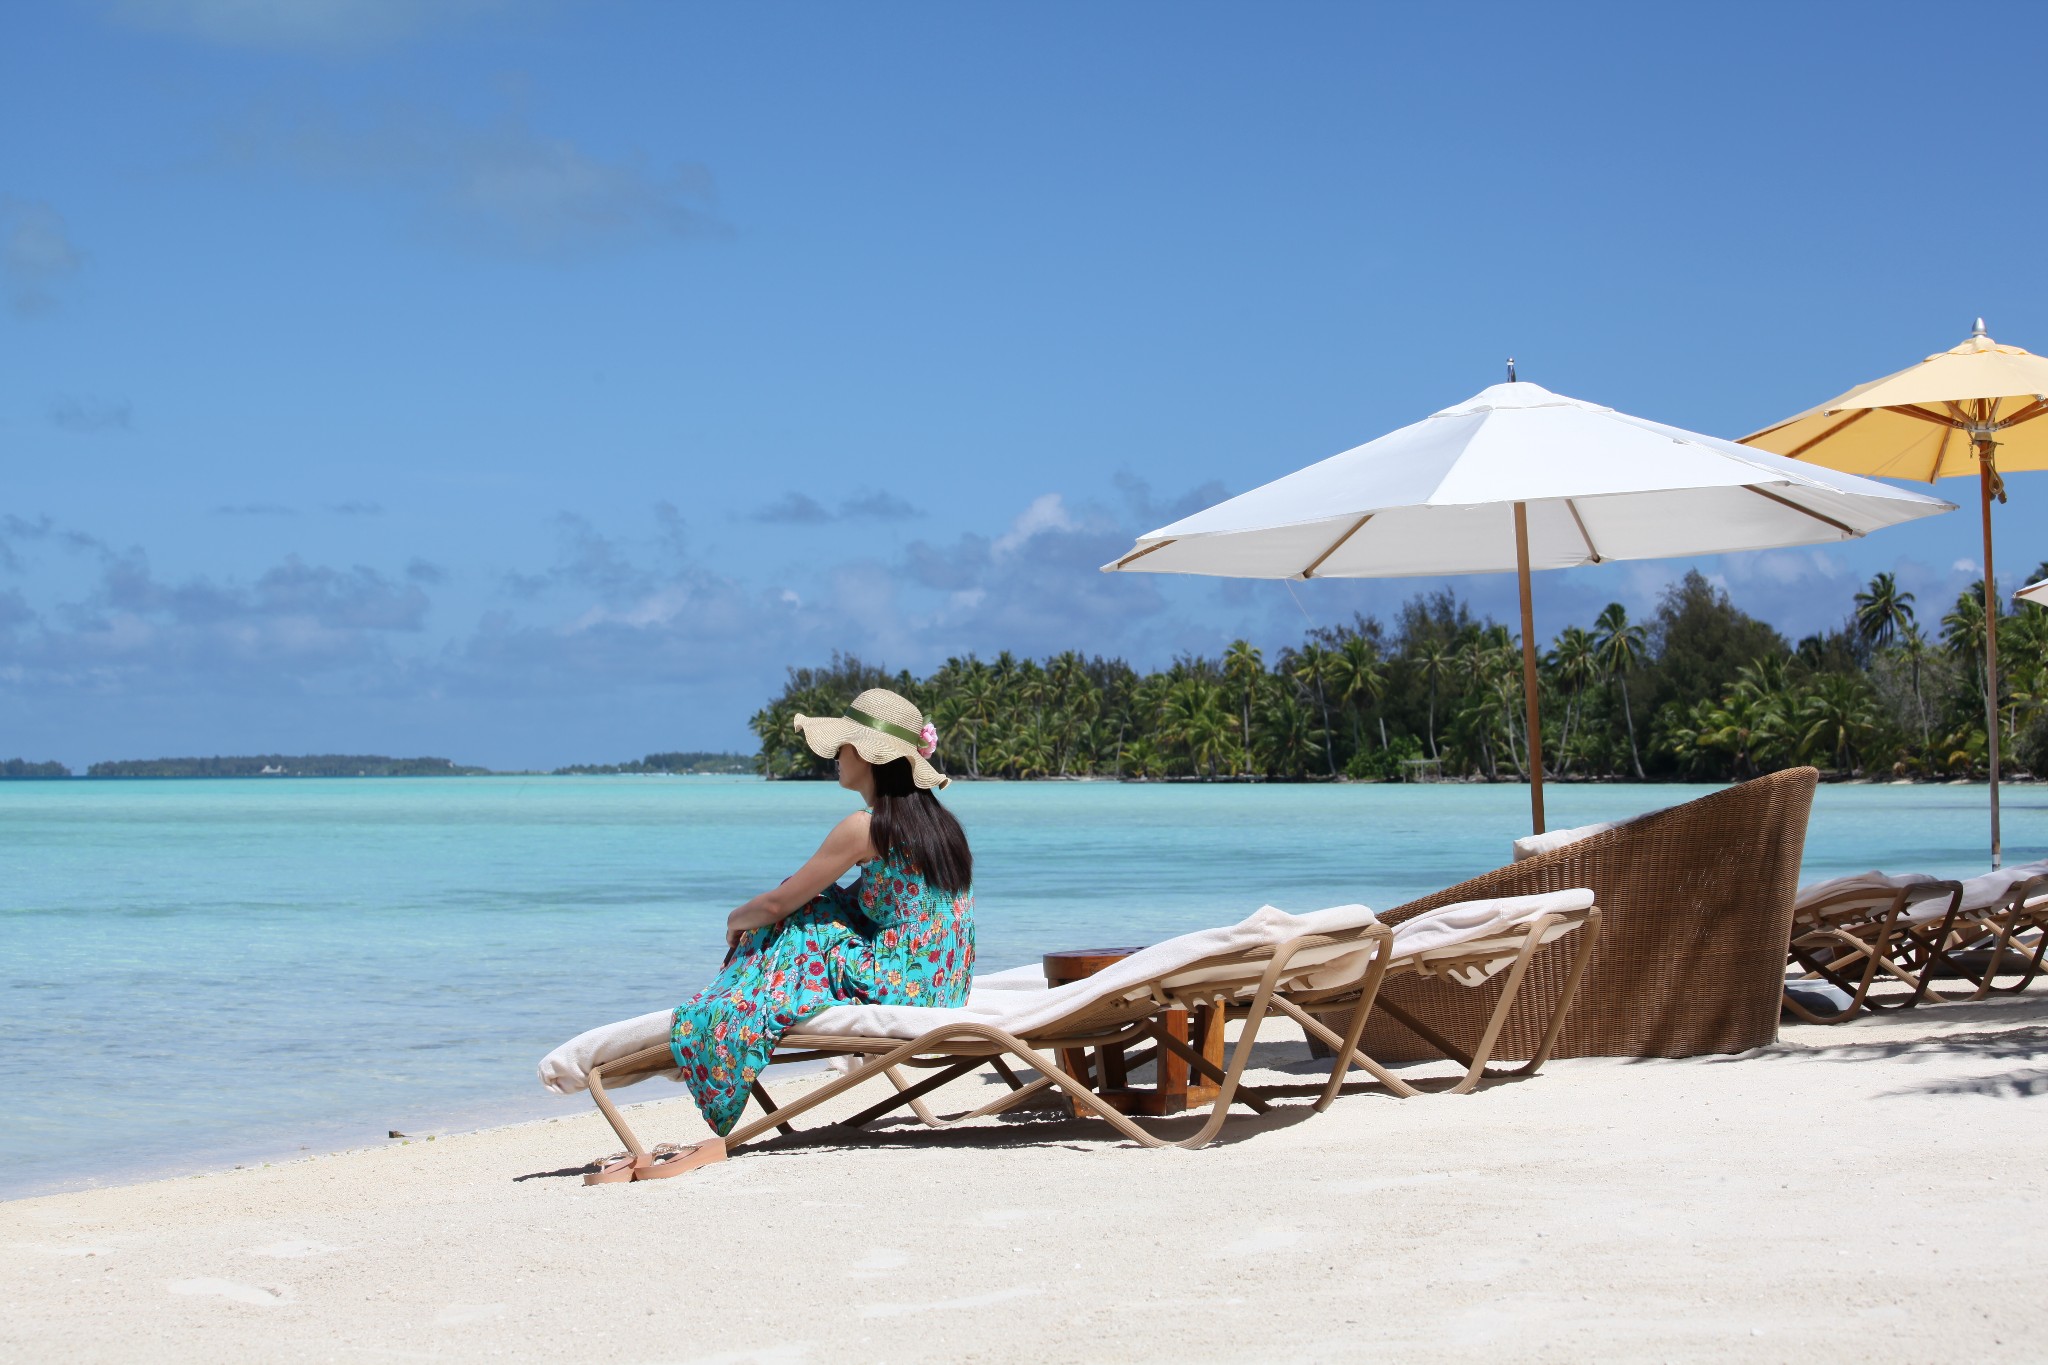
1958,859,2048,912
1793,870,1957,924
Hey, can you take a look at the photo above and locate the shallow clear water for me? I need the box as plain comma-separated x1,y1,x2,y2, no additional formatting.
2,776,2042,1198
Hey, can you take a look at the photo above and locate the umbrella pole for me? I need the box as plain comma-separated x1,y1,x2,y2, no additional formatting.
1514,502,1545,834
1978,449,2002,869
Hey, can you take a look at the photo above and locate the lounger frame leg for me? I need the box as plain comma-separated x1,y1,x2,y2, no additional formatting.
1910,878,2048,1003
1784,904,1906,1023
842,1061,985,1130
1334,909,1601,1095
583,1042,681,1176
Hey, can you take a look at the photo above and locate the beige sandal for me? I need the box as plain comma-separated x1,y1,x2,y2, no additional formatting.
582,1152,649,1185
632,1138,726,1181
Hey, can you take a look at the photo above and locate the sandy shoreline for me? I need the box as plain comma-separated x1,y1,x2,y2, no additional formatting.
6,994,2046,1363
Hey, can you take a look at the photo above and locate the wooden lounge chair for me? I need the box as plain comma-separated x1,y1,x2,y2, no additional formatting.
1292,895,1601,1096
542,893,1599,1182
567,906,1392,1180
1904,862,2048,1003
1781,873,1962,1023
1349,767,1818,1064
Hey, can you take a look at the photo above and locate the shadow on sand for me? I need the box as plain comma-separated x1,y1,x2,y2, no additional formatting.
1707,993,2048,1100
511,1034,1451,1181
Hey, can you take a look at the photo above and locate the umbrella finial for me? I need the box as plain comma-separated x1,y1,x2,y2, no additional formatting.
1972,317,1988,338
1506,357,1517,383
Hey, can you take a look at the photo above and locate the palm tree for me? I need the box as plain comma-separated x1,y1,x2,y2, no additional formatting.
1158,676,1231,777
1853,571,1916,648
1682,662,1794,779
956,666,997,777
1222,639,1264,774
1255,691,1322,778
1288,643,1340,777
1331,636,1387,758
1896,623,1932,751
1799,673,1879,774
1592,603,1648,779
1546,625,1597,776
1412,640,1452,761
1475,626,1525,776
1942,582,1995,697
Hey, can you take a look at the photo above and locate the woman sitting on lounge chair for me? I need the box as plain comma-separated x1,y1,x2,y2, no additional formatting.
658,688,974,1173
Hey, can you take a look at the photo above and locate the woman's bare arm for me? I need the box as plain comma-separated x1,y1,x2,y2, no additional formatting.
725,812,875,945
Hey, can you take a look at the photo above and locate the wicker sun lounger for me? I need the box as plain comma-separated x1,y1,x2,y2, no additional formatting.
543,892,1599,1183
1350,767,1818,1065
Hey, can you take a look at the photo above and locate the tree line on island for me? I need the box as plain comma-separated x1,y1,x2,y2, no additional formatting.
751,564,2048,784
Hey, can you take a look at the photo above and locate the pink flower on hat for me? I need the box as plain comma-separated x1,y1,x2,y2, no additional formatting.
917,722,938,758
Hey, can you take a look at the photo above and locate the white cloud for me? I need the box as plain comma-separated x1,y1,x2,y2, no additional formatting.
992,493,1077,557
1,197,83,317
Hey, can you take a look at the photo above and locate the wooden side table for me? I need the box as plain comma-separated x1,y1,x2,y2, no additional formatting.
1042,947,1225,1117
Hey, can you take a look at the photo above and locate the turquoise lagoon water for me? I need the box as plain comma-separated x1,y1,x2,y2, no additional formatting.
3,776,2043,1199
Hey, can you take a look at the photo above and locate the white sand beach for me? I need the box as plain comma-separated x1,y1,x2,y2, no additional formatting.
4,995,2044,1364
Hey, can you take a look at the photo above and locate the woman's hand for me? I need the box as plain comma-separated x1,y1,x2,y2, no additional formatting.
719,813,876,955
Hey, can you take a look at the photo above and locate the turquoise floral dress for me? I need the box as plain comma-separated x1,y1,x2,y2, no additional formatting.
670,850,974,1136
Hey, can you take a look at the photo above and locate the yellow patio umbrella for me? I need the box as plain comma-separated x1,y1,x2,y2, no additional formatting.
1742,320,2048,868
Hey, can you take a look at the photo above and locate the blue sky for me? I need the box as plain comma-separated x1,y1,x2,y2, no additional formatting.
4,0,2045,769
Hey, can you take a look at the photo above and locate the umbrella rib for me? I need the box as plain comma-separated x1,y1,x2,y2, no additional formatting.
1299,514,1372,580
1744,485,1858,539
1111,539,1175,570
1564,499,1603,564
1928,422,1954,481
1882,403,1964,432
1783,407,1873,457
1994,397,2048,430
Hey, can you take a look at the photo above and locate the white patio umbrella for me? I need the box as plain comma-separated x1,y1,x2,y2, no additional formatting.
2019,579,2048,608
1103,379,1955,833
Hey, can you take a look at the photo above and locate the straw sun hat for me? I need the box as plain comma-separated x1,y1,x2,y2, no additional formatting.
793,688,948,789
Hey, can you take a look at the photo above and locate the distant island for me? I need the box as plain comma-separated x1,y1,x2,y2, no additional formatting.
84,754,493,778
551,751,754,776
1,758,69,779
0,751,753,779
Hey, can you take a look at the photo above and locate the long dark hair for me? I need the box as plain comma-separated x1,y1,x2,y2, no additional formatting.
867,757,972,893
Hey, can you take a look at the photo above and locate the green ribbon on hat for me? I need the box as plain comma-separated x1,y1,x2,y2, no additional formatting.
845,706,926,750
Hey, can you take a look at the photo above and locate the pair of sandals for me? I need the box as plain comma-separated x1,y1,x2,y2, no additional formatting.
583,1138,726,1185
